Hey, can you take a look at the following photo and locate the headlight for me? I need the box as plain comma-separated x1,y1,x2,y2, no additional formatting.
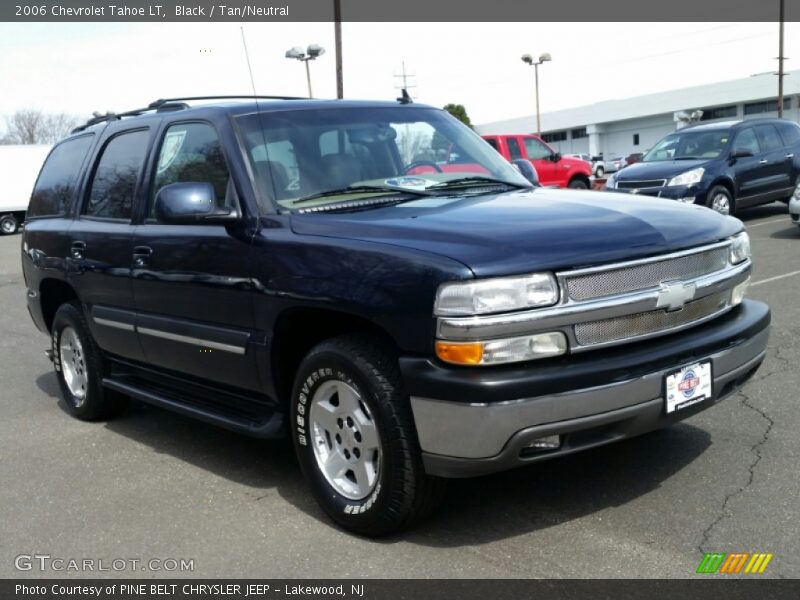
729,231,751,264
435,332,568,366
667,167,704,187
435,273,559,316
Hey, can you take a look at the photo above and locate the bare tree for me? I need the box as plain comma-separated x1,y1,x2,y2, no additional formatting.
4,108,81,144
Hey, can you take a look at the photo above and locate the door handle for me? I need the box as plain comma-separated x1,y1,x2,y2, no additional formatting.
132,246,152,267
759,159,768,165
70,241,86,260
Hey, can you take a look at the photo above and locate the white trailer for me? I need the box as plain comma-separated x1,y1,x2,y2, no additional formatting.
0,144,51,234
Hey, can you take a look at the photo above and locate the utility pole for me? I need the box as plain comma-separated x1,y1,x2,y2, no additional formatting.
778,0,785,117
334,0,343,98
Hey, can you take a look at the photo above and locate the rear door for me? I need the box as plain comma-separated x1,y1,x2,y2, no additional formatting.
68,127,151,361
131,120,260,391
753,123,793,202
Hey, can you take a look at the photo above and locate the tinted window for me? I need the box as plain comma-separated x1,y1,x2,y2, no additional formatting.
152,123,231,217
84,130,149,220
754,124,784,152
484,138,499,152
506,138,523,160
732,128,760,155
776,121,800,147
28,135,94,218
523,137,552,160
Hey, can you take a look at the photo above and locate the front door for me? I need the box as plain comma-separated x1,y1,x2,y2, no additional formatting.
731,126,769,208
131,121,260,391
522,136,557,185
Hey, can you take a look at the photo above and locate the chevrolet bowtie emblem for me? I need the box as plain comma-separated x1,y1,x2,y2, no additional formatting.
656,281,696,312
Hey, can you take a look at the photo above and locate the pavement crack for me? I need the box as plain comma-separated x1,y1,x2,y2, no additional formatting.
697,390,775,554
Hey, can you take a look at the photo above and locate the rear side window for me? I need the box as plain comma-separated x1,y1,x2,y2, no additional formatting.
506,138,523,160
28,135,94,218
84,129,149,220
151,122,232,217
754,124,784,152
776,121,800,147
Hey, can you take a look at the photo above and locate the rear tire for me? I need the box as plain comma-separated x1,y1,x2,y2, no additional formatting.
291,334,444,536
51,302,129,420
0,214,18,235
595,166,604,178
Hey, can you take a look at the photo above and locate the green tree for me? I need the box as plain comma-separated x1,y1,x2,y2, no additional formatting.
442,103,473,129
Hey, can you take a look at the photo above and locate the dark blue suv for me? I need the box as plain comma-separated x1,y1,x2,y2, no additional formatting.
606,118,800,215
21,96,769,535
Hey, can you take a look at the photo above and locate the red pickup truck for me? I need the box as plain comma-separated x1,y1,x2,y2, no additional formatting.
482,134,592,189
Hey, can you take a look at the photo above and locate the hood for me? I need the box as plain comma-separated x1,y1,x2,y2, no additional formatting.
289,188,741,278
614,159,710,181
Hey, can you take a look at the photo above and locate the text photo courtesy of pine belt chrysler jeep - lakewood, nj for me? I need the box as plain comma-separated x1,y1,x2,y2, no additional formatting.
21,96,768,536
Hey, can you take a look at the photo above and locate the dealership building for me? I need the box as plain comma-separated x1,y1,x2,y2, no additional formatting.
476,69,800,159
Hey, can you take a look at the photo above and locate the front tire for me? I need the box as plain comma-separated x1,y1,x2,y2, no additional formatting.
705,185,734,216
291,334,444,536
568,177,589,189
51,302,128,420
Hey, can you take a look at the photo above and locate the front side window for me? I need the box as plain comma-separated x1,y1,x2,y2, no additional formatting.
732,128,760,156
28,135,94,218
151,122,232,217
236,107,528,211
84,130,149,220
523,137,553,160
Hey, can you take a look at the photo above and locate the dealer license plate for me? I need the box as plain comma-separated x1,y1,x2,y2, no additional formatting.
665,361,712,414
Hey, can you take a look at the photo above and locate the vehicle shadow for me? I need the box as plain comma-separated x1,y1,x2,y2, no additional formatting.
770,225,799,240
34,371,711,544
738,202,787,222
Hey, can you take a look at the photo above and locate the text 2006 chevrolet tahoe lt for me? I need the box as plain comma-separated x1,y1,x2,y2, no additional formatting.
21,97,769,535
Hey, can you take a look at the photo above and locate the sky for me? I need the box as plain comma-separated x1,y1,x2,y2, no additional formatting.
1,21,799,132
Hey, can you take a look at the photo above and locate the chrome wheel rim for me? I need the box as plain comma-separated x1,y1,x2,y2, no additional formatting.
309,380,381,500
59,327,88,405
711,193,731,215
1,220,14,233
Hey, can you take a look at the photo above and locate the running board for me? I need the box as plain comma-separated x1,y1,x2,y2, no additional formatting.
103,376,284,438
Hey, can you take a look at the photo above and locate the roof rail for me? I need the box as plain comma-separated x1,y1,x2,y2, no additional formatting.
70,95,306,134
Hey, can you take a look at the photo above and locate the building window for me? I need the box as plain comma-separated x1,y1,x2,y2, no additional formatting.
571,127,588,139
700,105,737,121
744,98,792,116
541,131,567,143
633,134,640,146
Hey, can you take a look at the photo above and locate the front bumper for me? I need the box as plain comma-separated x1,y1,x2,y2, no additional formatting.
403,299,769,478
608,183,701,203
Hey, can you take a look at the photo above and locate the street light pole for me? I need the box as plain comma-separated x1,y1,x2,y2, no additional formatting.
334,0,343,98
522,53,552,136
286,44,326,99
305,60,313,98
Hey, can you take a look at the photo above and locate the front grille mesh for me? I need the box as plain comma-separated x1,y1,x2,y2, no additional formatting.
616,179,666,189
573,291,729,347
564,247,729,301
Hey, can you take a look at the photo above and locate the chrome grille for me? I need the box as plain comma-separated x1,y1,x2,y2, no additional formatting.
574,291,730,347
616,179,666,189
564,246,729,301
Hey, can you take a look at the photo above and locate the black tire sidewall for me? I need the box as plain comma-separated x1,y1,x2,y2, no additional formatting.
291,349,403,534
569,178,589,189
51,303,107,419
0,215,17,234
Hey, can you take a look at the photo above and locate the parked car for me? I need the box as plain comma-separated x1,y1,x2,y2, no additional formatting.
564,153,604,178
22,96,769,536
606,119,800,215
483,134,592,188
625,152,645,166
0,144,51,234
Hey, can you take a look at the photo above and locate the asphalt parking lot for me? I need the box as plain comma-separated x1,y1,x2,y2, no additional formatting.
1,203,798,579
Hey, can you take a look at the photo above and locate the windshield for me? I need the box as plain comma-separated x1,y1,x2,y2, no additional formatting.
235,106,529,211
643,129,731,162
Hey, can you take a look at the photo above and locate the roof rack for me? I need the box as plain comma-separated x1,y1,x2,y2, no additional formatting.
71,95,306,133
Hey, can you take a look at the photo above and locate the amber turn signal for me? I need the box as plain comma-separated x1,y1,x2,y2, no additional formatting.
435,341,484,365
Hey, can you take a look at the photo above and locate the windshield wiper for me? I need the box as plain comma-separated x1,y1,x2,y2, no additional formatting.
292,185,434,206
428,176,530,190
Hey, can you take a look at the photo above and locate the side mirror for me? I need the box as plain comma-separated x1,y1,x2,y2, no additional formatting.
550,152,562,162
154,182,238,224
512,159,540,186
730,149,753,159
